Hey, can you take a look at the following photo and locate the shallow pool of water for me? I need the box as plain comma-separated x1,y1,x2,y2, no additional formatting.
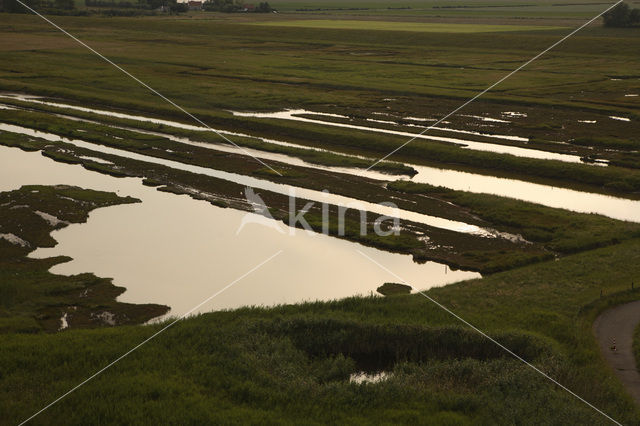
0,146,479,319
0,123,489,235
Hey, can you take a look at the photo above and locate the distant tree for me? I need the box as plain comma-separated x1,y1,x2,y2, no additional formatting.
219,1,239,12
54,0,75,9
631,8,640,25
169,0,186,12
2,0,37,12
255,1,270,12
603,2,640,27
146,0,165,9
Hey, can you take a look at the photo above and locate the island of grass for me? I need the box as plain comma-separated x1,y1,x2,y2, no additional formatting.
376,282,412,296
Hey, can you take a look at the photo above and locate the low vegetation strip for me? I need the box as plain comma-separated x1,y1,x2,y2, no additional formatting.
252,20,568,33
3,123,638,274
0,105,416,176
0,131,549,273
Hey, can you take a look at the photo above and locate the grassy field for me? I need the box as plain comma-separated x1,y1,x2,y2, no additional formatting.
253,19,568,32
268,0,630,19
0,12,638,196
2,237,640,423
2,3,640,423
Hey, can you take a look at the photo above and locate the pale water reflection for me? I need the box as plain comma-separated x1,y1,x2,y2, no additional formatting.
4,95,640,222
0,123,488,236
0,146,479,319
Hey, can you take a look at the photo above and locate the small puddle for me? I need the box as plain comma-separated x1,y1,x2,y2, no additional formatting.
610,116,631,122
349,371,391,384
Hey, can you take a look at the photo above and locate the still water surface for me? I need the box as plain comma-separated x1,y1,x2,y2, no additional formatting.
3,95,639,222
0,146,479,318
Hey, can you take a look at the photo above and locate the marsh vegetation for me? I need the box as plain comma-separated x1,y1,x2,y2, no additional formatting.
1,1,640,423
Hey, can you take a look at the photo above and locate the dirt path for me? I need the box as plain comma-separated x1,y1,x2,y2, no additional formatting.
593,300,640,404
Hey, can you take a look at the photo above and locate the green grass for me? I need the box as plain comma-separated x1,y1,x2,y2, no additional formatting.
269,0,616,18
1,9,640,423
0,103,417,176
635,322,640,371
0,13,639,198
2,239,640,423
254,19,567,33
5,97,640,199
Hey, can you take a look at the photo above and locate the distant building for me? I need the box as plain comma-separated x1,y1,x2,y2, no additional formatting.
188,1,203,10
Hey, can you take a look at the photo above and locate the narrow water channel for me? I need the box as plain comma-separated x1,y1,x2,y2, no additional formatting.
231,109,584,163
3,95,640,223
0,123,489,235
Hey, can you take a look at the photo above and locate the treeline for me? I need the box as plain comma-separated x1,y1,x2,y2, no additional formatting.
203,0,272,13
85,0,150,8
603,2,640,27
1,0,77,14
0,0,163,14
0,0,273,13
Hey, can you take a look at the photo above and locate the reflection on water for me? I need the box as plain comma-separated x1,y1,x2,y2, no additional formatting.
0,94,583,163
0,123,488,235
0,146,479,319
232,109,583,163
407,165,640,223
3,95,640,222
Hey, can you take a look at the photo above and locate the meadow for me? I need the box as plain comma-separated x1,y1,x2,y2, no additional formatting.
2,2,640,423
